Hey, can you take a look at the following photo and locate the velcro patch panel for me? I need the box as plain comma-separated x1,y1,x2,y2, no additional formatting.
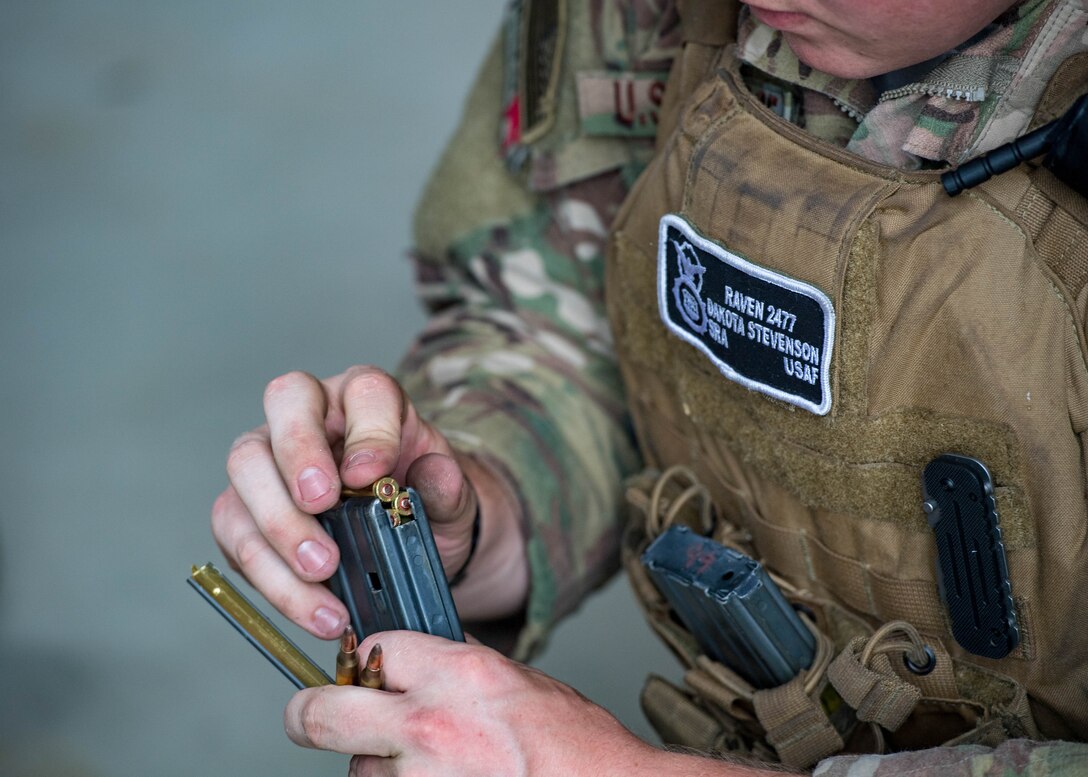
657,214,835,415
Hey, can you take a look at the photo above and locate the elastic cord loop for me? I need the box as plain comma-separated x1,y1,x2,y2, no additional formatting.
448,503,481,587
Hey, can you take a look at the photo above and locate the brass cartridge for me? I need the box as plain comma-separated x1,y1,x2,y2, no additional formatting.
342,477,399,503
336,625,359,686
358,643,384,690
392,490,413,518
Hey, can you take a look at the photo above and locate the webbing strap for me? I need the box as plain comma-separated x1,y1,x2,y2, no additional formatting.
908,639,958,701
751,518,949,634
827,636,921,731
752,675,844,768
1016,50,1088,295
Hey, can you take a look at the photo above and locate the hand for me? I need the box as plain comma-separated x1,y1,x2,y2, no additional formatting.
284,631,663,777
211,366,528,639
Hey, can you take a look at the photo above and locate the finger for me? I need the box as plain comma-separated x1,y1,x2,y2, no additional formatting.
211,485,347,638
356,630,490,694
263,371,342,513
405,452,475,526
285,685,402,756
330,366,409,488
405,452,477,574
226,428,341,583
211,487,258,581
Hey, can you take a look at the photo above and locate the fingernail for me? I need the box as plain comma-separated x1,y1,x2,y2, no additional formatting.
313,606,344,637
298,467,333,502
297,539,331,575
344,450,376,470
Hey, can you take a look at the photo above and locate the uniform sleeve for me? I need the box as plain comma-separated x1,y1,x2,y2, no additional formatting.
813,738,1088,777
397,29,653,660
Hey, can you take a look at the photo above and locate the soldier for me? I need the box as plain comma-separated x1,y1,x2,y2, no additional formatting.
212,0,1088,774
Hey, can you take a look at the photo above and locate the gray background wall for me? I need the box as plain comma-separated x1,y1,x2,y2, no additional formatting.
0,2,679,775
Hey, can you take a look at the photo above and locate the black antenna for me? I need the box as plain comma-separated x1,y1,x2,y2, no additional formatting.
942,93,1087,197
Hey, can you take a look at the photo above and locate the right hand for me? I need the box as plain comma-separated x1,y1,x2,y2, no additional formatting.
284,631,676,777
211,366,525,639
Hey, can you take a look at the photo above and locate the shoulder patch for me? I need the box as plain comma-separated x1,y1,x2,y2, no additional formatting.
657,214,835,415
500,0,567,168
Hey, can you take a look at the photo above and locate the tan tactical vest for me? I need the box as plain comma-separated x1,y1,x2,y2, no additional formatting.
608,3,1088,766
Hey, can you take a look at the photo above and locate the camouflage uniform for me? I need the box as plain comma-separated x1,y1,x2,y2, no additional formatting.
398,0,1088,772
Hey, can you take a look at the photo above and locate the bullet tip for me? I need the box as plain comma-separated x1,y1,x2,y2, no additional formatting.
366,642,383,671
340,625,358,653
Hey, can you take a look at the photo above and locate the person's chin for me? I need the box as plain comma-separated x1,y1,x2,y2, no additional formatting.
782,33,886,80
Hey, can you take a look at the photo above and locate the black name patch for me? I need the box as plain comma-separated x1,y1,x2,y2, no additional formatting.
657,214,835,415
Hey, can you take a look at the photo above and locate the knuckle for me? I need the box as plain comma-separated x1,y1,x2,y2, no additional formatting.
260,515,294,549
256,518,287,548
211,487,233,515
346,427,399,454
339,367,407,456
404,706,458,755
211,530,246,577
279,417,321,452
226,432,267,478
233,530,272,571
209,490,234,535
298,691,331,745
273,591,303,621
223,551,244,577
342,366,396,402
342,362,384,380
452,648,508,689
263,370,315,405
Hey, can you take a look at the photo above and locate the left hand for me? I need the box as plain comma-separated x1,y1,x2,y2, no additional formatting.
283,630,662,777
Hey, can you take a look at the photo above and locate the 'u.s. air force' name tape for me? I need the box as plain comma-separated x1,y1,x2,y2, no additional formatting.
657,214,835,416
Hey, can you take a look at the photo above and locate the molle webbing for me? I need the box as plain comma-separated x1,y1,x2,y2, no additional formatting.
1015,172,1088,298
976,167,1088,301
624,467,1042,761
989,49,1088,297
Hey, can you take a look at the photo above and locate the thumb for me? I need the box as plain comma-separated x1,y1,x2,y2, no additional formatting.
405,452,478,576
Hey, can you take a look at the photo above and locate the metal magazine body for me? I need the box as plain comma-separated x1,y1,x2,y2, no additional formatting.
642,525,815,688
320,488,464,643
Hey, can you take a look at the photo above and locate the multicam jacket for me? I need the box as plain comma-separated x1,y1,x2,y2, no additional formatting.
397,0,1088,773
